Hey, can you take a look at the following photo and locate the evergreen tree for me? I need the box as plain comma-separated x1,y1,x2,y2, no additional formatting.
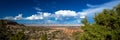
81,17,89,26
76,4,120,40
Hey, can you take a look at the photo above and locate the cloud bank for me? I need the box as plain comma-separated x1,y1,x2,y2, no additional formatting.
4,14,23,20
3,0,120,24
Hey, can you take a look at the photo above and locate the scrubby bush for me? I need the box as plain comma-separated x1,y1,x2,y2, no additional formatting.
0,20,28,40
41,33,47,40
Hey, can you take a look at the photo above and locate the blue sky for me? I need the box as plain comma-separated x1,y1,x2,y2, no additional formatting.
0,0,120,24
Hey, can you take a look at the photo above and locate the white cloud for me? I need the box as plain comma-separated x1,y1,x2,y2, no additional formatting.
79,0,120,17
54,10,85,20
77,12,87,18
25,14,43,20
2,0,120,24
55,10,77,16
37,12,51,17
80,16,85,18
25,12,52,20
4,14,23,20
43,13,51,17
14,14,23,20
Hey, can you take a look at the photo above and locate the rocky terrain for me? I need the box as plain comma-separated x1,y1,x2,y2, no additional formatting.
0,20,83,40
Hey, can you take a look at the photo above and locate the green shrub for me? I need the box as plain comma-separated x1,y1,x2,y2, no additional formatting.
76,4,120,40
41,33,47,40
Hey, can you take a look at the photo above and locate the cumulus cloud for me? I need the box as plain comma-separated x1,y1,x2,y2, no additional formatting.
43,13,51,17
79,16,85,18
37,12,52,17
14,14,23,20
55,10,77,16
4,14,23,20
25,14,43,20
25,12,52,20
54,10,80,21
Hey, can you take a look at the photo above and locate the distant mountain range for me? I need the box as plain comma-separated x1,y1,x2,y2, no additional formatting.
26,24,84,27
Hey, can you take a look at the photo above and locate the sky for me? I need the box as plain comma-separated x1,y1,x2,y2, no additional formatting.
0,0,120,24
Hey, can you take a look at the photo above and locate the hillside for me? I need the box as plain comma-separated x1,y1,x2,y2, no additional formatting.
0,20,83,40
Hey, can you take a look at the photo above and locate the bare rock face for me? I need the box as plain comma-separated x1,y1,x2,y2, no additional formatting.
51,27,83,36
